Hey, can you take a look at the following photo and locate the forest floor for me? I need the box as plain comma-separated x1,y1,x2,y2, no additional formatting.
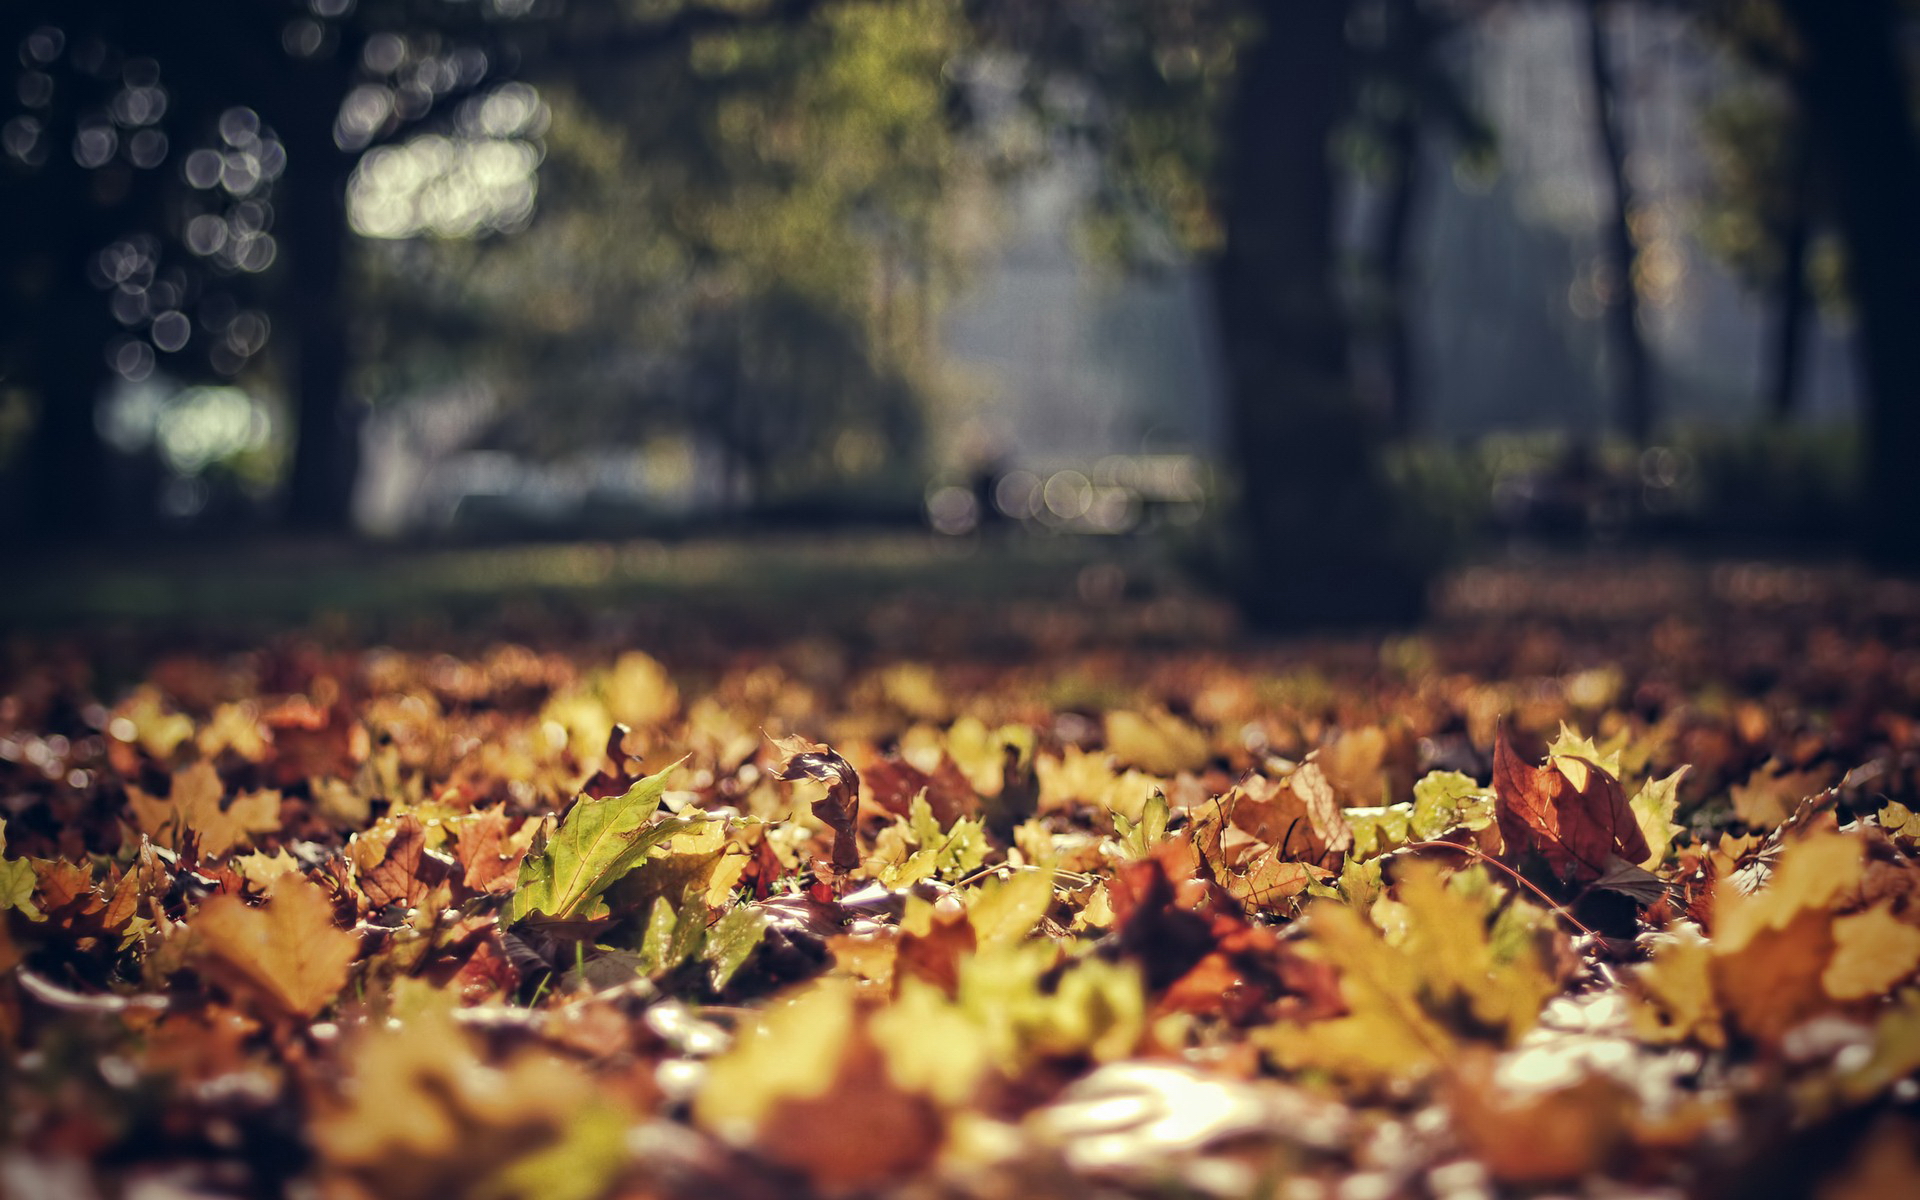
3,543,1919,1198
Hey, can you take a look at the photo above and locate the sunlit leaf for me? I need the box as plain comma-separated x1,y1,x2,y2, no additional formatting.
505,760,695,925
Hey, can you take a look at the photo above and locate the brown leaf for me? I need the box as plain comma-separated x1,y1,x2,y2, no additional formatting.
193,875,360,1019
351,814,439,910
865,754,978,826
450,807,524,895
772,735,861,875
894,899,976,998
126,762,280,860
1492,727,1650,884
581,723,642,799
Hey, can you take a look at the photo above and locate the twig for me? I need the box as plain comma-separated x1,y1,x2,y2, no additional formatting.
1401,840,1600,941
16,969,171,1015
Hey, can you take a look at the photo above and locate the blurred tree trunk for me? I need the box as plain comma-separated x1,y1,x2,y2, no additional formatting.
19,104,115,542
1584,0,1654,445
25,319,112,543
275,50,361,535
1765,135,1813,424
1372,0,1440,439
1215,0,1424,628
1377,107,1423,439
1776,0,1920,569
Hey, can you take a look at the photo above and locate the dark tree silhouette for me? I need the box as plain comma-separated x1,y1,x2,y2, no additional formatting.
1775,0,1920,569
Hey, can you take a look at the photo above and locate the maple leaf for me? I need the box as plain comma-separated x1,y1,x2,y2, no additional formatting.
1104,708,1210,776
505,758,696,926
771,736,861,874
1629,766,1689,868
349,813,442,909
193,874,360,1018
1258,862,1559,1083
1492,726,1650,884
864,752,978,825
695,978,945,1189
875,791,989,887
1823,902,1920,1001
127,762,280,859
315,999,631,1200
449,806,525,894
0,818,44,922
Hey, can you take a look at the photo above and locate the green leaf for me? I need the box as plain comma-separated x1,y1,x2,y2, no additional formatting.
1630,766,1690,868
638,898,682,975
1113,791,1171,859
880,791,990,887
703,904,767,991
0,819,43,922
967,868,1055,949
505,760,697,925
1410,770,1495,839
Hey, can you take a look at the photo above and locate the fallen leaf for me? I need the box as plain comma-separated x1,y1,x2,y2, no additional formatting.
1104,708,1209,776
127,762,280,859
193,874,360,1018
505,759,695,925
1823,903,1920,1001
771,736,861,874
1492,726,1651,884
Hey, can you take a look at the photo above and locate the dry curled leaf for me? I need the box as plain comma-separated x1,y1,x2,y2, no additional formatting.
771,735,862,874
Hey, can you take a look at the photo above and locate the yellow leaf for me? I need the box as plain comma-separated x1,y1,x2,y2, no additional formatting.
1629,766,1688,868
1397,866,1556,1039
1546,722,1623,791
1103,709,1209,777
1628,931,1724,1048
1258,864,1556,1084
127,762,279,859
696,979,855,1139
1824,904,1920,1001
871,976,992,1106
315,1004,625,1200
233,848,302,891
967,869,1054,949
111,686,195,760
1715,831,1862,955
603,650,679,729
879,662,947,721
1879,800,1920,841
193,875,359,1018
196,701,271,762
1258,901,1450,1083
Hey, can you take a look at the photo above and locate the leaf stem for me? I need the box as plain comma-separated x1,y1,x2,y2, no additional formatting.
1401,840,1599,940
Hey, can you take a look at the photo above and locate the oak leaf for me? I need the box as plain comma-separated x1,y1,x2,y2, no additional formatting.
193,874,360,1018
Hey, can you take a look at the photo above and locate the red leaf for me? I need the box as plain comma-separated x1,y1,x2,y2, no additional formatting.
1492,727,1651,884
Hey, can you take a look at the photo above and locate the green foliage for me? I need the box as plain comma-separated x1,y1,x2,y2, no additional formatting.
879,791,991,887
505,762,699,925
0,819,42,922
1112,790,1172,858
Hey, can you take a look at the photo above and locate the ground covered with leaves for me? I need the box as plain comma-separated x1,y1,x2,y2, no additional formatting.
4,556,1920,1199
